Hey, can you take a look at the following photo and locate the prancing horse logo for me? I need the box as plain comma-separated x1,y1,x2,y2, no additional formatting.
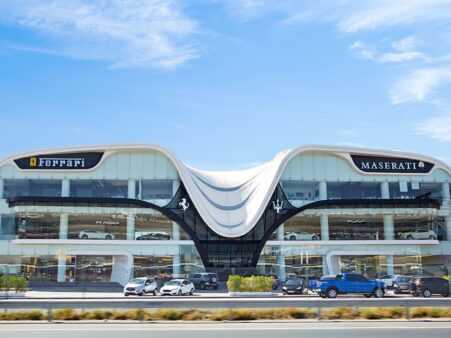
178,198,190,212
272,199,283,214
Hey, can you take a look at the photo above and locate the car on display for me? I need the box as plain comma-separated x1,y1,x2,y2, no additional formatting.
79,230,115,240
378,274,403,288
136,232,171,240
284,232,320,241
160,279,195,296
393,276,413,294
282,278,306,295
409,276,449,297
124,277,158,296
310,273,386,298
397,229,437,240
189,273,219,290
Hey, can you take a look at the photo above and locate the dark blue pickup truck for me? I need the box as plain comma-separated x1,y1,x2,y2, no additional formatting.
309,273,386,298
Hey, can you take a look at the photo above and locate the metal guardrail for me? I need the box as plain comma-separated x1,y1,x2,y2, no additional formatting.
1,297,451,320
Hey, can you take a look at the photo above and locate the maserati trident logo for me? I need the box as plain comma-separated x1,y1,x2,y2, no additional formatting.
272,199,283,214
178,198,190,212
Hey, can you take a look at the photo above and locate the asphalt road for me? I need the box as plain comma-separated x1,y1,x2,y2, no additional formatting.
0,321,450,338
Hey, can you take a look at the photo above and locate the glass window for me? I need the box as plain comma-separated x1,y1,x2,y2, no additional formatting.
138,179,173,200
21,255,59,282
273,215,321,241
280,181,319,202
70,180,128,198
339,255,387,278
15,212,60,239
394,215,445,240
3,179,61,198
327,182,381,200
68,213,127,240
329,215,384,240
389,182,443,199
134,213,190,240
0,214,16,240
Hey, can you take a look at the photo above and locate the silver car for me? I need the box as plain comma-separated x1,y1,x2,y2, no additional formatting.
124,277,158,296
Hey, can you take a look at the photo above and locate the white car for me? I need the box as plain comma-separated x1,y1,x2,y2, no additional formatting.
397,229,437,240
284,232,320,241
79,230,115,240
160,279,194,296
124,277,158,296
378,274,402,288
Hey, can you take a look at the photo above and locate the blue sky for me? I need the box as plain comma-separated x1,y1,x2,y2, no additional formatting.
1,0,451,169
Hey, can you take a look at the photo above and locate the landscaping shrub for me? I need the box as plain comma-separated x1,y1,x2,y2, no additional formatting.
227,275,272,292
0,276,28,295
322,307,360,320
52,308,80,320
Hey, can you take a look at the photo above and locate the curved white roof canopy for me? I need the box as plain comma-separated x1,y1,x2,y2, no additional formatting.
1,144,450,238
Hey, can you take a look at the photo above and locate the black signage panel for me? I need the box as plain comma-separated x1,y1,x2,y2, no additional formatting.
351,155,434,174
14,152,104,170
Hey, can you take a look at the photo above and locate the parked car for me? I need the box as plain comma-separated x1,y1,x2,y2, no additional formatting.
160,279,195,296
310,273,386,298
284,232,320,241
409,276,449,297
270,275,279,290
393,276,413,294
136,232,170,240
397,229,437,240
79,230,115,240
282,278,306,295
189,273,219,290
378,274,403,288
124,277,158,296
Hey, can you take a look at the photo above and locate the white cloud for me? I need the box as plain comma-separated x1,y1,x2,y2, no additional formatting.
390,68,451,104
414,115,451,142
0,0,199,69
392,36,416,52
379,51,424,63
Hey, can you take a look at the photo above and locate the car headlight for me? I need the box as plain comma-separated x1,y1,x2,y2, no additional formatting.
393,284,398,287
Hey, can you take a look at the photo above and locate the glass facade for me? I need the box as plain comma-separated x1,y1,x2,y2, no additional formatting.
70,180,128,198
394,215,446,240
137,179,173,200
281,181,319,202
329,215,384,240
3,179,61,198
327,182,381,199
271,215,321,241
16,212,60,239
389,182,442,199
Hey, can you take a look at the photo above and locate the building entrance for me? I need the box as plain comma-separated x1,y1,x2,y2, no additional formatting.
75,255,113,282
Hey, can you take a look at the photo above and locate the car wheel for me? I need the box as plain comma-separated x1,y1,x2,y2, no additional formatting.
177,290,182,296
105,235,113,240
124,293,129,297
282,292,287,295
190,288,194,295
153,290,157,296
211,277,217,283
373,288,384,298
327,288,338,298
81,234,88,239
442,293,449,297
290,235,296,240
312,235,319,240
422,289,432,298
412,293,419,297
200,283,206,290
429,235,437,240
364,294,372,298
319,293,327,298
406,235,414,240
138,291,144,296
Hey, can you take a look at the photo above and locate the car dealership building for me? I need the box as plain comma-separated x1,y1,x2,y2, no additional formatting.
0,144,450,285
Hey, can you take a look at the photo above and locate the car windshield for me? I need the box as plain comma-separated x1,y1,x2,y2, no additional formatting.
129,278,145,284
165,280,182,286
320,276,336,280
286,279,301,286
396,277,411,283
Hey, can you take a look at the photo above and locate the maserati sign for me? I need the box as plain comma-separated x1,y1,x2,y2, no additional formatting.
351,155,434,174
14,152,104,170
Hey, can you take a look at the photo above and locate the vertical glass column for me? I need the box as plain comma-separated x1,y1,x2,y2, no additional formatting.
57,255,66,282
319,181,327,200
61,179,70,197
0,178,4,199
59,214,68,239
320,214,329,240
128,179,136,199
446,217,451,242
381,181,390,199
442,182,450,200
277,223,286,281
386,255,394,276
384,215,395,240
172,180,181,277
127,215,135,240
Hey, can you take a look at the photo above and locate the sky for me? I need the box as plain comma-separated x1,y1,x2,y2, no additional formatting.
1,0,451,170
